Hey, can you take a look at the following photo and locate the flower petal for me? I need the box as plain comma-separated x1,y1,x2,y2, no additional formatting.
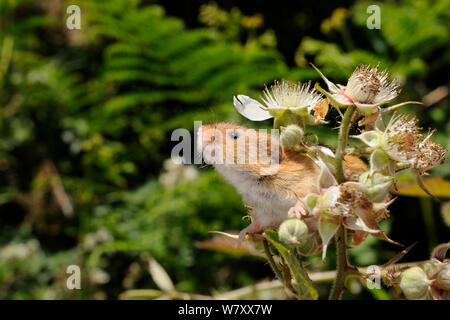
233,95,272,121
321,186,341,214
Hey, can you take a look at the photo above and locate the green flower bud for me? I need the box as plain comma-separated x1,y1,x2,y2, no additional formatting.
278,219,308,247
296,232,321,256
361,172,394,202
435,265,450,290
280,125,304,147
399,266,433,300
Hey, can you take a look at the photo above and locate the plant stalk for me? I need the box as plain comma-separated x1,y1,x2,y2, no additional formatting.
262,239,285,286
329,105,356,300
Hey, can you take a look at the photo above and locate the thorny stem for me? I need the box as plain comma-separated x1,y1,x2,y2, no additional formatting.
278,255,297,296
329,105,357,300
334,105,356,183
262,239,286,287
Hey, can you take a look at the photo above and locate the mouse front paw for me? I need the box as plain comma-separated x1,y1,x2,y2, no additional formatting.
288,201,309,219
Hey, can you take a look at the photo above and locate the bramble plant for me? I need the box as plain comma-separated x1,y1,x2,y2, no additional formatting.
222,64,448,300
1,0,449,301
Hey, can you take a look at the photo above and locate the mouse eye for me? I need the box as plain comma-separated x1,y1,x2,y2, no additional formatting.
229,131,239,140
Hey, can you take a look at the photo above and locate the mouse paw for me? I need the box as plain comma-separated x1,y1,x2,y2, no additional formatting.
288,201,309,219
235,221,261,247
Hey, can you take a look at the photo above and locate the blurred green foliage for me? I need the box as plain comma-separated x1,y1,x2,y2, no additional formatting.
0,0,448,299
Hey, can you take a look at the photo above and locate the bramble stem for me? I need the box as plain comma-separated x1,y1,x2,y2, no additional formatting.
334,105,356,183
262,239,285,286
329,105,356,300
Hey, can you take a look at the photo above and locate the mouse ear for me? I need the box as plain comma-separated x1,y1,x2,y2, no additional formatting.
233,95,272,121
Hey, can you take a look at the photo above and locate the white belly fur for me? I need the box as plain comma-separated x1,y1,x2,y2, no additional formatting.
215,164,295,228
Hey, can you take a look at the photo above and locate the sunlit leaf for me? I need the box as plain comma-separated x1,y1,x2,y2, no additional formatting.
393,177,450,198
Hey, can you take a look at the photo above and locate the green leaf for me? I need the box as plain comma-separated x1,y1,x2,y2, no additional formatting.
264,231,319,300
393,177,450,199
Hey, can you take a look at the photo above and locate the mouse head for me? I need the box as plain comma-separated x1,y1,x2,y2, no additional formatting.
197,122,282,175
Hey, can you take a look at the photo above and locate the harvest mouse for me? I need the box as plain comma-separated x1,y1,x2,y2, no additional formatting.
197,122,366,246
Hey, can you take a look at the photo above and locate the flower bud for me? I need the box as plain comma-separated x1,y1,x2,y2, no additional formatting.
280,125,304,147
296,232,321,256
399,266,433,300
421,261,441,279
360,172,393,202
278,219,308,247
435,265,450,290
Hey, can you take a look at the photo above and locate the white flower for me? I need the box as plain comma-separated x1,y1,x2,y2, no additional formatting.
412,132,447,173
356,113,447,174
312,63,400,114
382,113,422,163
298,157,396,260
233,80,324,122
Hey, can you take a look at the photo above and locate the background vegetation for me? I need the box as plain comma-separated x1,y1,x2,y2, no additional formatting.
0,0,448,299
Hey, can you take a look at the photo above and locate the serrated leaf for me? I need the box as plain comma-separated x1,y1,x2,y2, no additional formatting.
264,231,318,300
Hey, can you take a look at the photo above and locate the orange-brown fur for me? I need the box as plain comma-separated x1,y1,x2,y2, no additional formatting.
200,122,367,201
198,122,368,241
